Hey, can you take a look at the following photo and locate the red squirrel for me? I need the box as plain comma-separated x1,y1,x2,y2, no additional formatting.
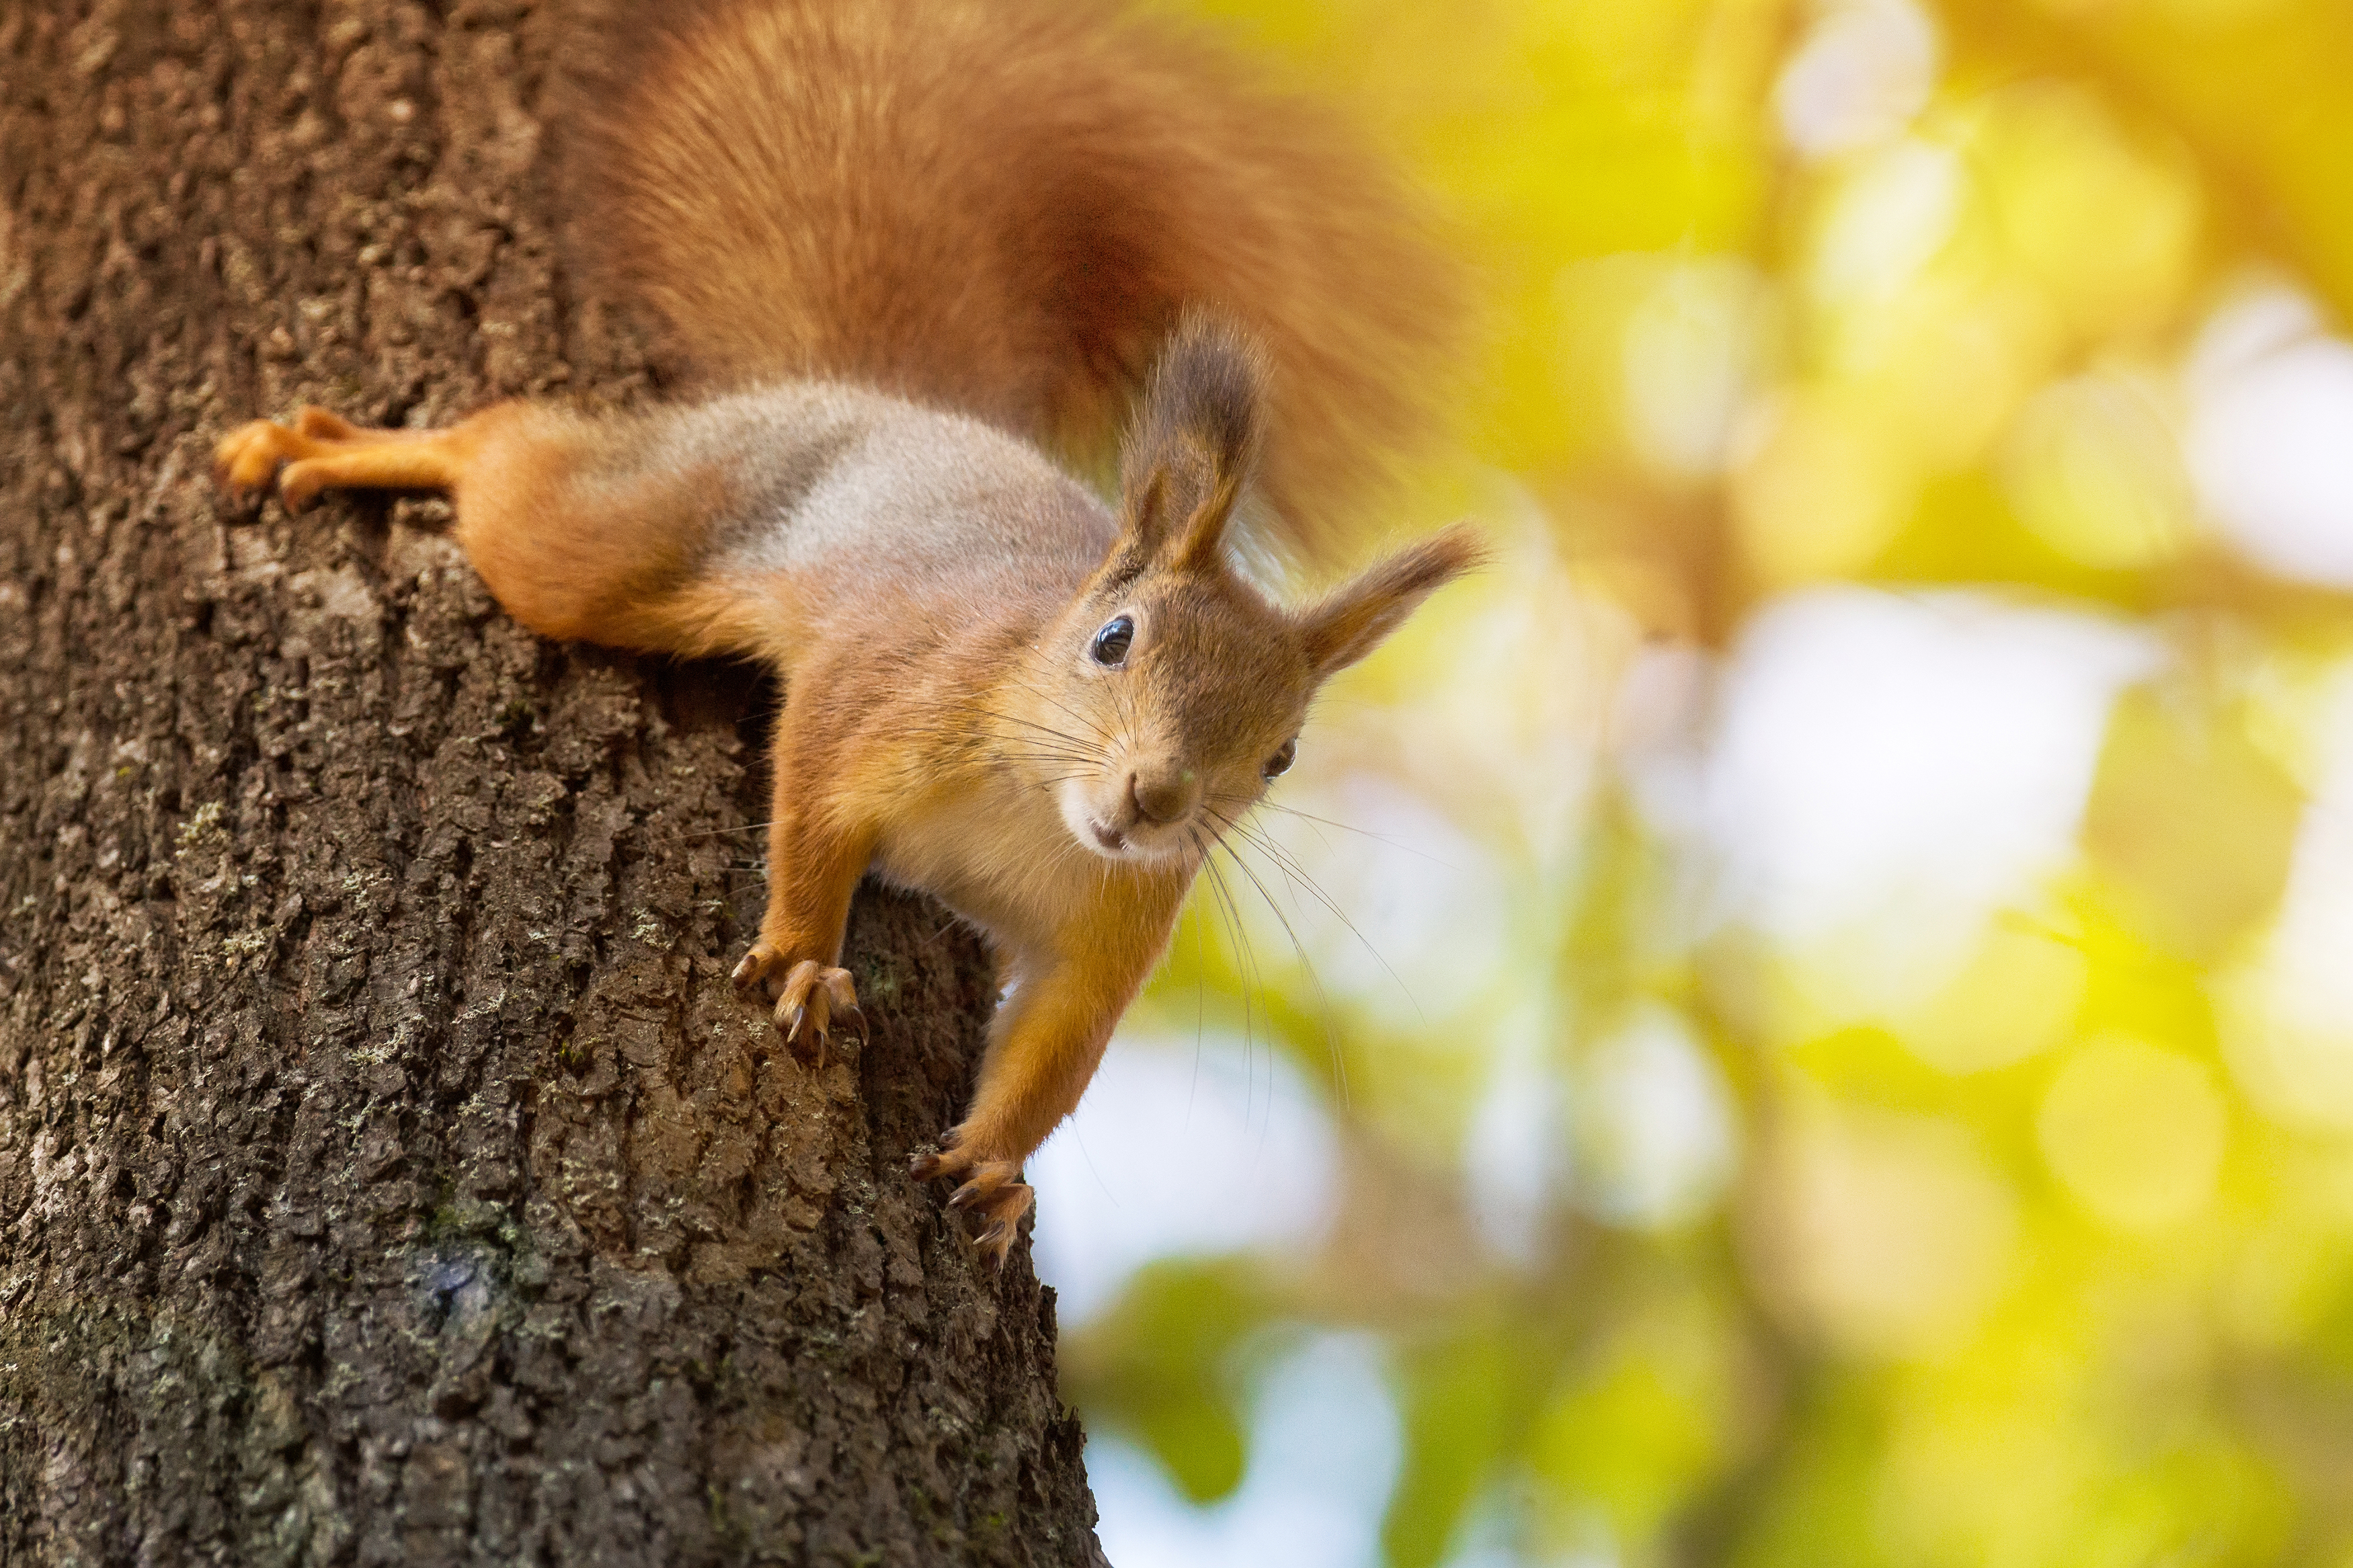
213,0,1479,1264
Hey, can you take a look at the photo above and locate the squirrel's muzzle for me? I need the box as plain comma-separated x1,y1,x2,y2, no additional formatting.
1127,767,1202,826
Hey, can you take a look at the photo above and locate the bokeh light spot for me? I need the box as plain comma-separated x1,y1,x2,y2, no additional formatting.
2001,373,2193,569
2038,1035,2227,1231
1759,1104,2018,1354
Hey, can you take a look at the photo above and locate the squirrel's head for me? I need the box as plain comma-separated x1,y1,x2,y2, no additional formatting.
1016,316,1481,865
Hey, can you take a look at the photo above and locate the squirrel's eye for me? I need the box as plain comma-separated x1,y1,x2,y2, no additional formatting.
1090,615,1135,667
1263,739,1297,780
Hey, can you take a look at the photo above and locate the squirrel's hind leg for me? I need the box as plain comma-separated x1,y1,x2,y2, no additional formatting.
214,411,459,509
214,401,777,657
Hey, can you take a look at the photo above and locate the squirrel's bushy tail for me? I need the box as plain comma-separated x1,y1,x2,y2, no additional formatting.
568,0,1461,563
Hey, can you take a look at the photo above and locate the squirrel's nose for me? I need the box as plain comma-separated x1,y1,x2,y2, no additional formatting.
1128,767,1201,825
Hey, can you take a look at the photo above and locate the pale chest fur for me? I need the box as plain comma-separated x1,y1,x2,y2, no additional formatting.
867,764,1123,961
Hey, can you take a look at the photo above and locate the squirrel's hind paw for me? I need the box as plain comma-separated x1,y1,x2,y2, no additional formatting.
213,419,306,497
210,409,453,511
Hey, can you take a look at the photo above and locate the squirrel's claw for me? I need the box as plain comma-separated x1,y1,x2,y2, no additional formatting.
910,1129,964,1184
754,956,861,1070
774,985,828,1069
817,968,867,1045
971,1184,1034,1267
732,942,782,991
915,1138,1031,1265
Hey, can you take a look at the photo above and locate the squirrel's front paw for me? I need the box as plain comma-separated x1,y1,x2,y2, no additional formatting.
735,948,862,1068
913,1134,1033,1267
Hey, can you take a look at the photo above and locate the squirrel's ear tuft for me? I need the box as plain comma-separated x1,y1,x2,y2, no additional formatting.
1118,313,1268,572
1298,522,1484,677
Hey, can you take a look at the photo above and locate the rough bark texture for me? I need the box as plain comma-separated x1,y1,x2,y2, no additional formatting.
0,2,1105,1563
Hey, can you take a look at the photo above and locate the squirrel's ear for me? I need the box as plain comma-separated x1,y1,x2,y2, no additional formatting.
1117,314,1267,573
1298,523,1484,677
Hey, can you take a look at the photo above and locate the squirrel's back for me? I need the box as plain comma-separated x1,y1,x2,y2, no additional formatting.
568,0,1460,561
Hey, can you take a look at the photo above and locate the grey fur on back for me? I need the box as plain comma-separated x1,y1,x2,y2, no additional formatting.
675,383,1118,593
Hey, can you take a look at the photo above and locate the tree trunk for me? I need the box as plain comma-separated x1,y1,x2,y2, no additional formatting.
0,3,1104,1563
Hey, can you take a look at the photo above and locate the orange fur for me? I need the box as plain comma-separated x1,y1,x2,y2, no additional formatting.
568,0,1460,564
217,11,1478,1268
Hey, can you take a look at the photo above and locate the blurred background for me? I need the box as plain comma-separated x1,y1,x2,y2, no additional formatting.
1035,0,2353,1562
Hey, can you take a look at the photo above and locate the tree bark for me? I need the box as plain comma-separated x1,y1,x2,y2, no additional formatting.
0,2,1105,1563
